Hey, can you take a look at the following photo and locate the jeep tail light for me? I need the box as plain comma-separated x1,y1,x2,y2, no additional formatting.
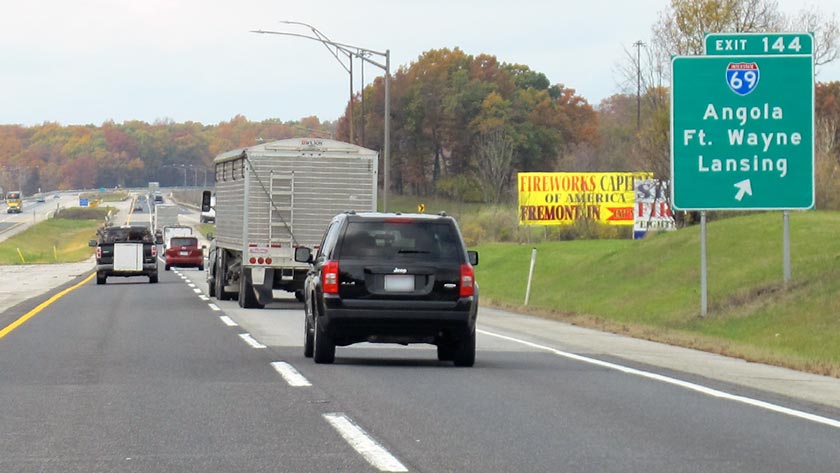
151,245,157,258
96,247,101,259
323,260,339,294
460,264,475,297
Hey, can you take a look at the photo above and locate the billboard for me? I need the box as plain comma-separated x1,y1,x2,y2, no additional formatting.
633,179,676,239
518,172,652,226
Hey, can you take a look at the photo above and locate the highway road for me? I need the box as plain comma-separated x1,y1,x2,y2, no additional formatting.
0,193,79,243
0,198,838,472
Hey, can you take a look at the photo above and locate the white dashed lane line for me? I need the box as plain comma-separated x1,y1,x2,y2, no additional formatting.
175,269,404,471
219,316,238,326
271,362,312,387
239,333,266,349
324,413,408,472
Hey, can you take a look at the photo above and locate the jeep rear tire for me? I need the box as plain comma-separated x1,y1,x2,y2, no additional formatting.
303,314,314,358
313,315,335,364
437,340,455,362
96,272,106,285
453,326,475,367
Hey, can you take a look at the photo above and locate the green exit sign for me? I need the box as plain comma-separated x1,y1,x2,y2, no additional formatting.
671,55,814,210
705,32,813,56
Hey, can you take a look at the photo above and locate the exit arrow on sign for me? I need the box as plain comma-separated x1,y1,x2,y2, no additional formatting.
734,179,753,201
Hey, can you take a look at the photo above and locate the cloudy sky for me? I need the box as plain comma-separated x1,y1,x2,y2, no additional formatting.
1,0,838,126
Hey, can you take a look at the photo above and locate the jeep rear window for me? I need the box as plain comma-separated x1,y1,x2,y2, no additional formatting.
340,221,462,260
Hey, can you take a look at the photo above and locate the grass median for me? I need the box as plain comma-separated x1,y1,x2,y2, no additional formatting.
474,211,840,377
0,209,107,264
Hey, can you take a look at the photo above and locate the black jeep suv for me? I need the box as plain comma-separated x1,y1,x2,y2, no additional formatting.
295,211,479,366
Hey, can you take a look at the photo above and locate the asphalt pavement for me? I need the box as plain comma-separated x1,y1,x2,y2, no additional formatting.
5,260,838,411
1,198,838,411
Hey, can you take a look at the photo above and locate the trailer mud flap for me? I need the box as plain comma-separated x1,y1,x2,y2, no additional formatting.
253,268,274,305
251,266,266,285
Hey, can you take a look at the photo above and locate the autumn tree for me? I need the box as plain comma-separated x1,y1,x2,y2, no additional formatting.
349,48,596,201
815,81,840,208
474,128,515,204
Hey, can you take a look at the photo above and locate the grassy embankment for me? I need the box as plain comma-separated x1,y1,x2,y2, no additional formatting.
0,208,110,264
473,211,840,377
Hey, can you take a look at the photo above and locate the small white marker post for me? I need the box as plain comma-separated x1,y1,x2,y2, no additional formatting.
524,247,537,306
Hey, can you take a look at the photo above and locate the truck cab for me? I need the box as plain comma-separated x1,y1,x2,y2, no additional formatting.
5,191,22,214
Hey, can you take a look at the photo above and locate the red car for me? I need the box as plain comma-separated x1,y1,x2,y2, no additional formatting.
165,236,204,271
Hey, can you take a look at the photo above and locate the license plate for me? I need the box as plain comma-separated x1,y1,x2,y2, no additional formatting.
180,251,189,256
384,274,414,292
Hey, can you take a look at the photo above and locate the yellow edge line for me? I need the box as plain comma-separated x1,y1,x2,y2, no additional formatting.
0,272,96,341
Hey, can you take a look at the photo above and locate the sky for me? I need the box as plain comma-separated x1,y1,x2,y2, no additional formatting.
1,0,838,127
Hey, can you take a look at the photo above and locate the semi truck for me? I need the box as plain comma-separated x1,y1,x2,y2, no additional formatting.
205,138,378,308
154,204,180,232
148,182,160,202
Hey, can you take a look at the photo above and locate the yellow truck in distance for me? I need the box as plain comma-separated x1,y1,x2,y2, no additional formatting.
5,191,22,214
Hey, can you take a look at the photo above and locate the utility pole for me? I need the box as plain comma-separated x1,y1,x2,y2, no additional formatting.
633,40,646,131
252,26,391,211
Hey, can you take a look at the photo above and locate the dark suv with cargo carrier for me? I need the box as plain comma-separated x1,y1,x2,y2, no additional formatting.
89,225,159,284
294,211,479,366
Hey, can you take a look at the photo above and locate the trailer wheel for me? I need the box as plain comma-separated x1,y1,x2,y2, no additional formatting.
208,269,216,297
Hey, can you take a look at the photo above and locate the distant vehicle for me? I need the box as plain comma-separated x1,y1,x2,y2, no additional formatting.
89,226,159,284
5,191,22,213
36,196,46,203
54,193,61,199
207,138,378,308
165,236,204,271
154,191,163,203
294,211,479,366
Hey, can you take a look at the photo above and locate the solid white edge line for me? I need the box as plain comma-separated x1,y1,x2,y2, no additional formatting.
239,333,266,349
323,413,408,472
208,303,221,311
219,315,238,326
478,329,840,429
270,362,312,387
